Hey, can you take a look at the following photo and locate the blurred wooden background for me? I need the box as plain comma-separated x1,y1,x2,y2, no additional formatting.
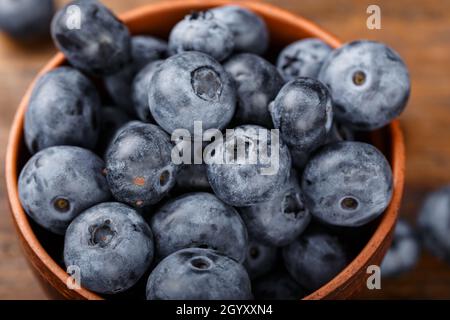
0,0,449,299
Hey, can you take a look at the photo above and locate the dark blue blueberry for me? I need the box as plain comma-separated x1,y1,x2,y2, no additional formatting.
168,11,234,62
24,66,101,154
175,164,211,191
0,0,55,40
325,121,355,144
270,77,333,168
224,53,284,127
325,222,376,257
51,0,131,76
172,139,211,191
131,60,163,122
318,40,410,130
253,271,306,300
150,192,248,262
146,248,252,300
105,36,167,110
96,106,132,156
64,202,154,294
283,227,348,291
105,121,179,208
381,219,420,277
418,186,450,263
243,234,277,279
148,51,236,135
210,5,269,55
129,36,167,66
18,146,111,235
302,141,393,227
277,38,332,81
240,171,311,246
206,125,291,207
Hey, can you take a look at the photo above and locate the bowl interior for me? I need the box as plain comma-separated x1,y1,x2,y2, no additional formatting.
7,0,403,300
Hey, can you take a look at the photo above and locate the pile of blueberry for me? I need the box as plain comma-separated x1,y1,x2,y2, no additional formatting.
380,184,450,278
18,0,414,299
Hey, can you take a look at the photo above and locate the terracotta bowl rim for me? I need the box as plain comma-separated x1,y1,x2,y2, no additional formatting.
5,0,405,300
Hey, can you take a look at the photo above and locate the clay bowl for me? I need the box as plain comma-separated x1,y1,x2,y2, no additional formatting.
5,0,405,300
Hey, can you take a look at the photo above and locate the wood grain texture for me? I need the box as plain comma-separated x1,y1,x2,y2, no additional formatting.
0,0,449,299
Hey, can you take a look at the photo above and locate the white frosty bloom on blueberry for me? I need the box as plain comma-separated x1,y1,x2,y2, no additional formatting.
318,40,410,130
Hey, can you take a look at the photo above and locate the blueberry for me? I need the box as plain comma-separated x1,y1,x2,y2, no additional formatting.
270,77,333,168
302,141,393,227
381,219,420,277
96,106,132,156
224,53,284,127
150,192,248,262
418,186,450,263
326,222,377,258
64,202,154,294
105,36,167,110
277,38,332,81
175,164,211,191
253,271,306,300
318,40,410,130
325,121,355,144
210,5,269,55
18,146,111,234
243,234,277,279
146,248,252,300
0,0,55,40
206,125,291,207
283,227,348,291
24,66,101,154
129,36,167,65
105,121,179,208
172,139,211,191
240,171,311,246
148,51,236,135
51,0,131,76
131,60,163,122
168,11,234,62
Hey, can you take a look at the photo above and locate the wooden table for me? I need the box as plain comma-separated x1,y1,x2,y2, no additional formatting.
0,0,449,299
